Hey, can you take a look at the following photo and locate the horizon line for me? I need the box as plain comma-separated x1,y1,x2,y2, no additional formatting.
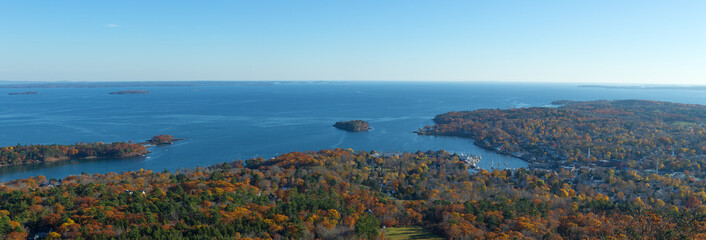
1,79,705,87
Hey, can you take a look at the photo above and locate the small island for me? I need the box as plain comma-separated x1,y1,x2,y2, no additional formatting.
333,120,370,132
109,90,150,95
145,134,183,145
8,91,39,95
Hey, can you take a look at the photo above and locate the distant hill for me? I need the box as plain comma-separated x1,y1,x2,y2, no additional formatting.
8,91,39,95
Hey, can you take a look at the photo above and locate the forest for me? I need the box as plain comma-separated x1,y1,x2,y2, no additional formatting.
0,142,147,167
418,100,706,174
1,149,704,239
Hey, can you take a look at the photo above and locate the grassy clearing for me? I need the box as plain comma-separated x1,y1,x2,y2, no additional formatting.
383,226,445,240
671,121,699,127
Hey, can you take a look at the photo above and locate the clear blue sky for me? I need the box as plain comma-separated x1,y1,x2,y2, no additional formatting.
1,1,704,84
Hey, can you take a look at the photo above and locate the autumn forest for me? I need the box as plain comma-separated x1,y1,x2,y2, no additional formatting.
1,100,706,239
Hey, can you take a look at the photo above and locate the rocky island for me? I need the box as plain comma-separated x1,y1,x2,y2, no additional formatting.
109,90,150,95
8,91,39,95
333,120,370,132
145,134,183,145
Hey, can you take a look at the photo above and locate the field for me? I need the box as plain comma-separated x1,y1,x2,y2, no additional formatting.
383,227,445,240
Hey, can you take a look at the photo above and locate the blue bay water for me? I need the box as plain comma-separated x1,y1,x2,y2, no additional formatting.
1,82,706,182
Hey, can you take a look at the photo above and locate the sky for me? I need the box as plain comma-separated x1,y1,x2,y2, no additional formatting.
0,1,705,84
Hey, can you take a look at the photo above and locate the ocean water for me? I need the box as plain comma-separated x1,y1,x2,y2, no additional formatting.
1,82,706,182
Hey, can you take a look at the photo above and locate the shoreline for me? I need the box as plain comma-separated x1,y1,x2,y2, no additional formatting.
0,151,151,168
415,131,533,164
0,135,183,169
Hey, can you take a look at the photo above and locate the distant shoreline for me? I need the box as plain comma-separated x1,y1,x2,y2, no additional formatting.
8,91,39,95
0,81,301,88
109,90,150,95
1,81,705,89
579,84,706,90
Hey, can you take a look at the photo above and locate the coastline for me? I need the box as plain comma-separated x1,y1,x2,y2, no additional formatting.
0,151,150,168
415,131,532,164
0,135,182,169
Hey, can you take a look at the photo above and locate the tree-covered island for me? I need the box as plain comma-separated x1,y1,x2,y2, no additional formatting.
333,120,370,132
145,135,183,145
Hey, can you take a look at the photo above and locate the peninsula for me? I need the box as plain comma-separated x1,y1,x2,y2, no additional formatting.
333,120,370,132
0,142,147,167
0,135,182,167
418,100,706,172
